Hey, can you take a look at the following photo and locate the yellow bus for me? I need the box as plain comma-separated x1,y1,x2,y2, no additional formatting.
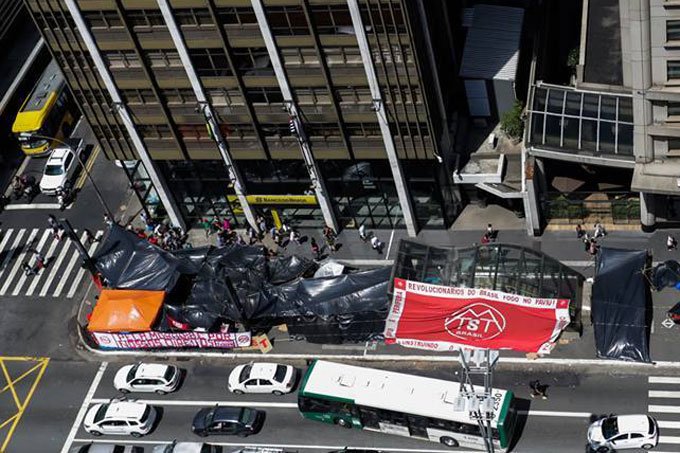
12,60,77,156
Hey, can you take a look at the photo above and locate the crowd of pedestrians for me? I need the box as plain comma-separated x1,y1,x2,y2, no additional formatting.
130,211,188,251
576,222,606,256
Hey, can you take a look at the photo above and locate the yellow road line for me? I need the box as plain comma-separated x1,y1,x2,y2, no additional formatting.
0,362,43,395
0,414,17,431
75,145,100,190
0,361,21,410
0,357,49,453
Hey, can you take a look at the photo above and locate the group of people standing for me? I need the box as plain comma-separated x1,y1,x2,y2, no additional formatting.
576,222,606,256
132,211,188,251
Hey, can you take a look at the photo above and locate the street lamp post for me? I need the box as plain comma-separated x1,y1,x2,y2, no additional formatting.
19,132,114,219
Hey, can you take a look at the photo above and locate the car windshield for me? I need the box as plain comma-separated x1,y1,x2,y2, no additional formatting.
239,408,253,423
44,164,64,176
93,404,109,423
127,364,139,382
274,365,287,382
602,417,619,439
648,416,656,434
164,366,175,381
141,405,150,421
239,365,252,382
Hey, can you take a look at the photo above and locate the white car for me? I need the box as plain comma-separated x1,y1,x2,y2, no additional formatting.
587,414,658,451
83,400,157,437
152,442,223,453
227,363,297,395
113,363,181,394
39,139,82,195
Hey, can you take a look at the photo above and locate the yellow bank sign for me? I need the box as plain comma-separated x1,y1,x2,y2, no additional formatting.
227,194,318,206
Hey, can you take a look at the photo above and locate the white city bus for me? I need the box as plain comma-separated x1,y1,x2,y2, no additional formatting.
298,360,517,451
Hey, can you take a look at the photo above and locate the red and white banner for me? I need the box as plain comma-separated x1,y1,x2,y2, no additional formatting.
92,330,252,350
384,279,570,354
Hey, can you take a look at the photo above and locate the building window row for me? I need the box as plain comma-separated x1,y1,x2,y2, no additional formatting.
139,124,172,139
174,8,213,26
359,3,407,34
189,48,231,77
121,89,157,105
126,9,165,28
669,61,680,81
207,89,244,106
148,50,183,68
83,10,123,28
104,50,141,69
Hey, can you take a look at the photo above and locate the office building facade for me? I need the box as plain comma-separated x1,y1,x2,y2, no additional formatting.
523,0,680,232
24,0,460,234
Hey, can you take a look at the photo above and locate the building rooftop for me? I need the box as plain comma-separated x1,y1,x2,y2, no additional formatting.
459,4,524,82
583,0,623,86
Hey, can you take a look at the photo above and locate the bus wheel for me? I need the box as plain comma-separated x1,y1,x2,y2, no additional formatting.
335,418,351,429
440,437,459,448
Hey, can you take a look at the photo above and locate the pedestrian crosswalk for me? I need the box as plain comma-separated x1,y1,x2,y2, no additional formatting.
649,376,680,451
0,228,103,299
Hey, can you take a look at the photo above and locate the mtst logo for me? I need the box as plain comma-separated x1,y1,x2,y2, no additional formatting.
445,303,506,341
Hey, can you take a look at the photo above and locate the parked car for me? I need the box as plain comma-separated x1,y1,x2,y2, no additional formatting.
587,414,658,451
70,444,143,453
114,363,181,394
191,406,265,437
39,138,82,195
152,442,222,453
83,400,157,437
227,363,296,395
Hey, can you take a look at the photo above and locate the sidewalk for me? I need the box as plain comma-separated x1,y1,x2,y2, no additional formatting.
79,204,680,369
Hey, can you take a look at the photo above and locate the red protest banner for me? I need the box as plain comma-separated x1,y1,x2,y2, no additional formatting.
384,278,570,354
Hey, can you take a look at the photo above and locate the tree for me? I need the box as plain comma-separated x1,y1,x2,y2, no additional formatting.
500,101,524,140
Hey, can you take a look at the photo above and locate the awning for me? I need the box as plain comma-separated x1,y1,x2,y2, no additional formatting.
87,289,165,332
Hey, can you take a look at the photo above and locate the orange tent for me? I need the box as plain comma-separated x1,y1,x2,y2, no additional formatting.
87,289,165,332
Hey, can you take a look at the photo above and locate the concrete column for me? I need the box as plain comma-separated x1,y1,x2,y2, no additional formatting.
523,155,542,236
64,0,185,230
629,0,654,163
156,0,258,231
640,191,656,232
250,0,339,232
347,0,418,237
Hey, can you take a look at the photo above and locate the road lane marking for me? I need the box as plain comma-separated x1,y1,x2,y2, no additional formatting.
0,357,49,452
650,391,680,398
26,235,60,296
11,229,50,295
4,203,66,210
659,420,680,429
659,435,680,444
650,377,680,384
60,362,108,453
385,229,395,259
0,229,24,279
649,405,680,413
66,231,102,298
53,232,89,298
70,439,471,452
0,229,11,256
0,228,38,295
85,398,592,419
89,398,298,408
40,236,73,297
75,145,100,189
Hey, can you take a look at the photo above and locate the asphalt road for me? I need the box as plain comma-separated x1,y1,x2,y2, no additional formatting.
44,360,660,453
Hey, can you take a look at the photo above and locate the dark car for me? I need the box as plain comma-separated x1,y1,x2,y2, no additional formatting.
191,406,265,437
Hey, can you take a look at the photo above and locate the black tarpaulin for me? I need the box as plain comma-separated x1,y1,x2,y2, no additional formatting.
592,247,651,363
93,225,200,291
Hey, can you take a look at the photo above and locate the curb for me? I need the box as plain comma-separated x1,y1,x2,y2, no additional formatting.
75,329,680,371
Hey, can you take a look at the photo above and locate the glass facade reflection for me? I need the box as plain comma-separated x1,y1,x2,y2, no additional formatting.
391,241,585,332
528,84,634,158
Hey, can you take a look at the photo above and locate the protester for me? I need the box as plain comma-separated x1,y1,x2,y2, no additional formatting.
311,238,321,260
576,224,584,239
594,222,606,238
370,235,383,254
359,224,367,242
668,234,678,251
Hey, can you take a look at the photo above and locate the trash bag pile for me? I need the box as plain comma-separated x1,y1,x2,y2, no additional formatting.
93,225,390,343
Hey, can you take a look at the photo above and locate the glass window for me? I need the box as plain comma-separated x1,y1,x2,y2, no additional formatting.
544,115,562,146
599,122,616,153
669,102,680,117
532,88,547,111
600,97,617,120
127,9,165,28
266,6,308,35
581,119,598,151
564,92,582,116
529,113,544,144
311,5,353,34
547,89,564,114
582,94,600,118
174,8,213,26
217,7,257,25
668,20,680,41
668,61,680,80
618,97,633,122
562,116,579,149
189,49,231,77
617,124,633,155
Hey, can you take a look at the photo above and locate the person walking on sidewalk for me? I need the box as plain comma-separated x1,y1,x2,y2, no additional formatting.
359,224,367,242
289,227,301,245
668,234,678,251
576,223,584,239
323,226,337,252
310,237,321,260
371,235,383,254
594,222,606,239
529,380,548,400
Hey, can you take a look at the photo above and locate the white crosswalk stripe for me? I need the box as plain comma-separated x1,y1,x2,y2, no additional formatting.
0,228,103,299
648,376,680,451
